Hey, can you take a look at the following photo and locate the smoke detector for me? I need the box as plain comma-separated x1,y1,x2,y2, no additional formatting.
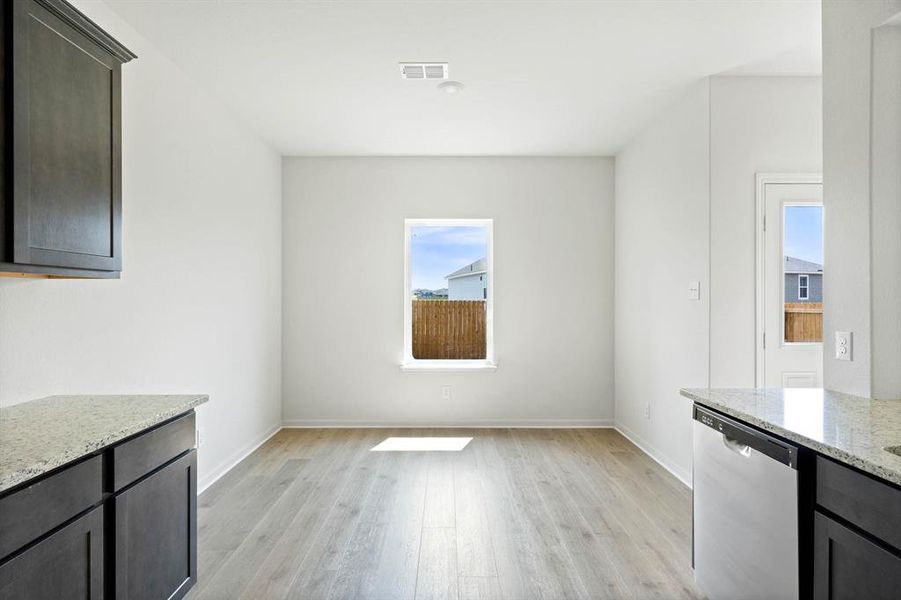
437,81,464,95
399,63,448,80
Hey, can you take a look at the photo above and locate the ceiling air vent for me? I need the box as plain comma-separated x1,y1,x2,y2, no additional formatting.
399,63,448,80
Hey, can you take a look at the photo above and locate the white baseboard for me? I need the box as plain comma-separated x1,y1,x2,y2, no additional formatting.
281,418,614,428
614,422,692,489
198,423,282,494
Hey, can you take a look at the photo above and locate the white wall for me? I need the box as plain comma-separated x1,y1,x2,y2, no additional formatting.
615,76,823,484
0,1,283,491
709,77,823,387
614,80,710,482
823,0,901,399
869,23,901,399
282,157,614,426
614,80,711,486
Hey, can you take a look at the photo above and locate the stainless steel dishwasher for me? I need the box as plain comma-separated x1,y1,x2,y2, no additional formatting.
693,404,799,600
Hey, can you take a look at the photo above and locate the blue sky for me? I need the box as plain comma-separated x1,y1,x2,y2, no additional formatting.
411,226,488,290
784,205,823,265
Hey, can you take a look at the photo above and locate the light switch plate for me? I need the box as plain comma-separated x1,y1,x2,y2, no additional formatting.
835,331,852,361
688,280,701,300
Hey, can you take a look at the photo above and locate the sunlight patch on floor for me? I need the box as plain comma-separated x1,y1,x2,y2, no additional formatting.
370,437,473,452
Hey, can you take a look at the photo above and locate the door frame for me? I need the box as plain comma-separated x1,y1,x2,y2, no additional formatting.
755,173,823,387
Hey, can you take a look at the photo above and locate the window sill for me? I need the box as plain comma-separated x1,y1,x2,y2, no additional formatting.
400,360,497,373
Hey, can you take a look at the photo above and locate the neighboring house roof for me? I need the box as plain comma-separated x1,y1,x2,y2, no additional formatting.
446,258,487,280
784,256,823,274
434,288,448,295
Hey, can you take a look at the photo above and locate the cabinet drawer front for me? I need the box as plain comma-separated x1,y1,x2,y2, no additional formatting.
0,455,102,559
0,505,104,600
112,411,195,491
816,456,901,549
114,449,197,600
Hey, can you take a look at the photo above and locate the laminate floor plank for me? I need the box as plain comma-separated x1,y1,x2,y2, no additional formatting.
287,432,392,599
361,436,429,600
423,452,456,529
472,429,569,600
192,433,320,596
453,456,497,579
544,430,694,599
238,428,384,600
414,527,458,600
186,428,700,600
572,429,695,582
459,576,504,600
327,434,430,600
492,429,590,600
511,429,626,599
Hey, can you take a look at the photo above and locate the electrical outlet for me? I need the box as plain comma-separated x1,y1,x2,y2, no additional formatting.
196,429,205,448
441,385,452,400
644,402,651,420
835,331,853,361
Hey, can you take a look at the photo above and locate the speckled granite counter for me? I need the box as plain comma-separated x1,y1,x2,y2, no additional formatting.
0,394,208,493
681,388,901,486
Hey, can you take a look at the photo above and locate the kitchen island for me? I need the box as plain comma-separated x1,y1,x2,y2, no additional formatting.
0,394,207,599
681,387,901,600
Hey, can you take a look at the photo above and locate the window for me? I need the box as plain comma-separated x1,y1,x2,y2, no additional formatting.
783,204,823,343
403,219,494,369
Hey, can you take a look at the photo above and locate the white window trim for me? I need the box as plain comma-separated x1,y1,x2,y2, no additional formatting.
402,218,495,371
798,274,809,300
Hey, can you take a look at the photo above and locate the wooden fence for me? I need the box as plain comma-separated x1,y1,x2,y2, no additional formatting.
412,300,486,359
785,302,823,343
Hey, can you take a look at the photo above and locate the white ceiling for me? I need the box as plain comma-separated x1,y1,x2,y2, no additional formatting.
104,0,821,156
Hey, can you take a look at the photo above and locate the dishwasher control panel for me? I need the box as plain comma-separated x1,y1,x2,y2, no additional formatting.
698,412,722,431
693,404,798,468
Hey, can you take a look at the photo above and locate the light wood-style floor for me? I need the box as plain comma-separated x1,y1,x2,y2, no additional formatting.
187,428,701,600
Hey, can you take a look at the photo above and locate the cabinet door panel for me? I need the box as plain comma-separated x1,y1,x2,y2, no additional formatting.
0,505,103,600
12,0,122,271
114,450,197,600
813,511,901,600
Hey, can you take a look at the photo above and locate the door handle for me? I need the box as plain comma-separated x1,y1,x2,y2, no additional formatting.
723,434,752,457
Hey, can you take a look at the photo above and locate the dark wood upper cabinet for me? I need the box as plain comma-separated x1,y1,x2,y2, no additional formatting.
1,0,135,278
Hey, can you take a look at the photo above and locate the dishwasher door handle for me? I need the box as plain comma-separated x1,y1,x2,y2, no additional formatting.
723,434,752,457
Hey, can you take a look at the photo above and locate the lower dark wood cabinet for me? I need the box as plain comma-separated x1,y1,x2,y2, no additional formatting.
813,511,901,600
0,505,104,600
113,450,197,600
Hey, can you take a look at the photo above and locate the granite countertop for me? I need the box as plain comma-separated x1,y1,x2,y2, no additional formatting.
681,388,901,486
0,394,208,493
